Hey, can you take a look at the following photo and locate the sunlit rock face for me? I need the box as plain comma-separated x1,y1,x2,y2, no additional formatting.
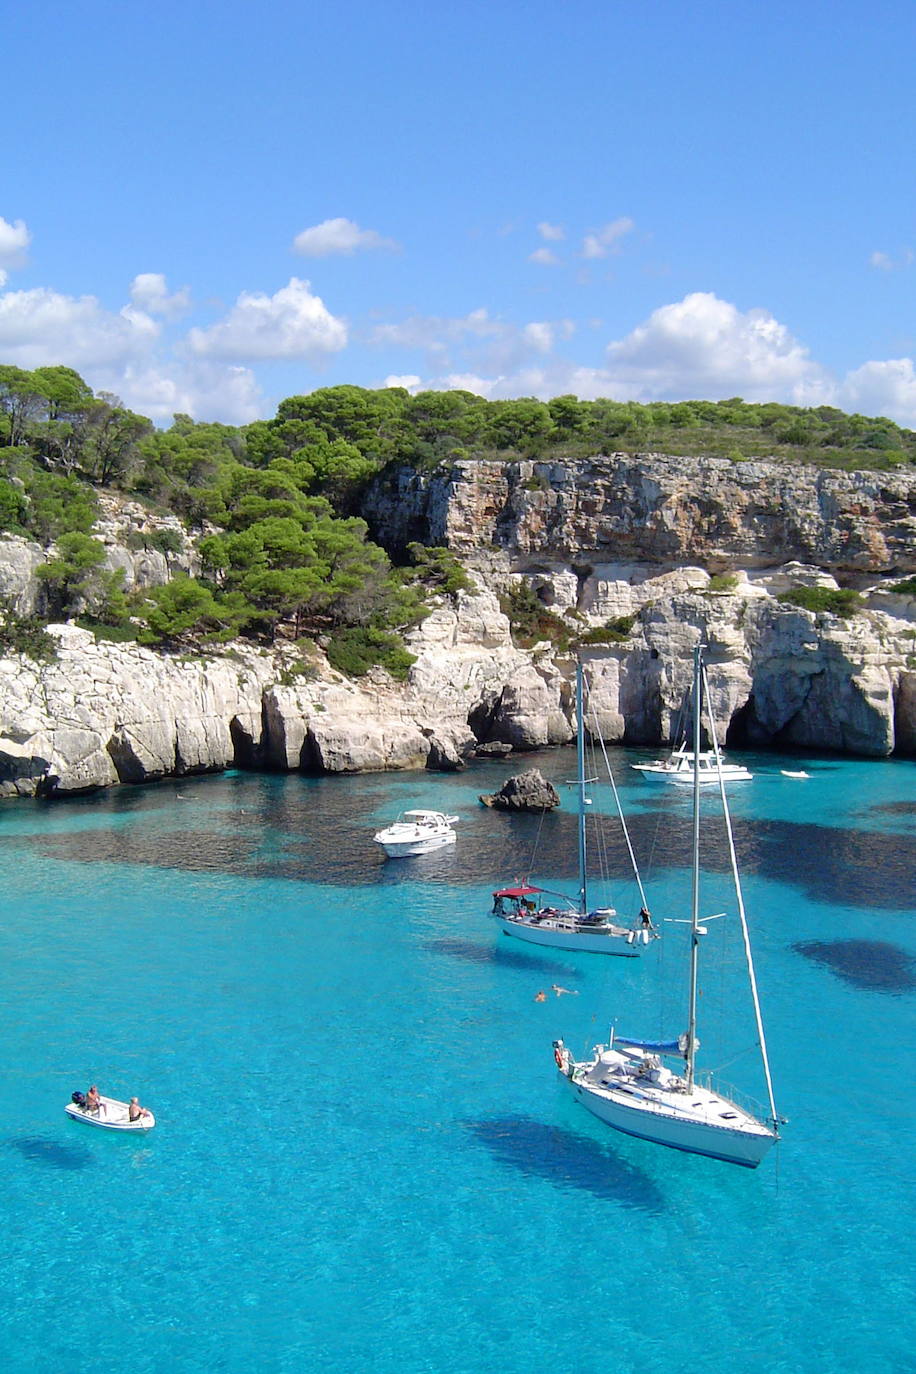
0,453,914,797
363,453,916,574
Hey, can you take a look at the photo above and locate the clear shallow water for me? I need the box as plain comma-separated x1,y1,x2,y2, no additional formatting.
0,751,913,1374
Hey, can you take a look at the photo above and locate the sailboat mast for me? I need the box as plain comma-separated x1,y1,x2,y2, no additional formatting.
685,642,703,1089
576,660,588,916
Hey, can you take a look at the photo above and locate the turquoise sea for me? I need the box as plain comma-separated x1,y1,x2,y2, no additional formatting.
1,749,913,1374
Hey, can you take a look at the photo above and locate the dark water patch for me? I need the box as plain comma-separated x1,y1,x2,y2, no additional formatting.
466,1115,664,1212
424,937,576,978
11,769,914,911
33,828,261,874
793,940,916,992
9,1135,93,1170
870,801,916,818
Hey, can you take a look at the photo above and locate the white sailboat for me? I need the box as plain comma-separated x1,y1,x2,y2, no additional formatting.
553,643,783,1167
492,661,659,957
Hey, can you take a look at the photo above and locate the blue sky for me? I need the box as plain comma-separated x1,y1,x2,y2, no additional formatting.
3,1,915,427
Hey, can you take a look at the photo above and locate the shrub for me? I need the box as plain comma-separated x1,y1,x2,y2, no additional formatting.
0,600,57,661
499,583,573,652
579,614,637,644
707,573,739,593
778,586,863,617
890,576,916,595
325,626,416,681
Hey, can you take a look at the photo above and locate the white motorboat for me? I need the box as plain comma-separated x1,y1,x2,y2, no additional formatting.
553,643,784,1168
373,809,459,858
631,744,752,785
65,1092,156,1132
492,660,659,957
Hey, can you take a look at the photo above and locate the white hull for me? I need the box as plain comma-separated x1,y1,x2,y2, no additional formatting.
376,830,456,858
632,749,752,785
65,1095,155,1132
632,764,752,786
565,1073,776,1167
497,915,645,956
374,810,458,859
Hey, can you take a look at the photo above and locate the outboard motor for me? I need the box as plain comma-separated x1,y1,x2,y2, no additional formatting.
71,1091,86,1108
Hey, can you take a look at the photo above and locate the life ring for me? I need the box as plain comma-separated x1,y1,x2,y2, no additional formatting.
554,1046,565,1070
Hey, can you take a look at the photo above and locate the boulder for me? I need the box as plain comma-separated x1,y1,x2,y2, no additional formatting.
480,768,561,812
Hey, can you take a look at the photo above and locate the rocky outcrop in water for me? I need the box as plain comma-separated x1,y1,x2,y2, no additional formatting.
479,769,561,812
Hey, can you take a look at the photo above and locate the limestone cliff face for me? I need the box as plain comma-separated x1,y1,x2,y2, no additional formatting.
0,454,914,799
363,453,916,576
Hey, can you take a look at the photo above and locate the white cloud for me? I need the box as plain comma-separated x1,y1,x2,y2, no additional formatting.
372,308,575,379
582,217,635,259
187,277,347,361
0,216,31,273
109,360,264,425
292,217,399,257
0,286,159,369
837,358,916,426
537,222,565,242
130,272,191,318
605,291,829,403
529,247,560,266
383,374,423,393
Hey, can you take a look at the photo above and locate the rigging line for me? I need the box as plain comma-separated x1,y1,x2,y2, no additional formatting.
586,690,649,913
702,663,779,1126
523,800,551,884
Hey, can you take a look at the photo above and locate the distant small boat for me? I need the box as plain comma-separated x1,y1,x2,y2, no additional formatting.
632,745,753,786
65,1092,155,1132
373,809,459,858
781,770,809,779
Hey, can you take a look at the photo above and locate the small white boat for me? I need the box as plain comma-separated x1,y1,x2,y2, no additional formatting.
781,769,809,779
373,809,459,858
631,744,752,785
65,1092,156,1132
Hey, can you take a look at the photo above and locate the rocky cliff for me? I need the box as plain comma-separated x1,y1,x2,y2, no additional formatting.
0,452,914,798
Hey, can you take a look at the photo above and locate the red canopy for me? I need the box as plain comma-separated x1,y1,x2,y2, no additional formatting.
493,885,543,898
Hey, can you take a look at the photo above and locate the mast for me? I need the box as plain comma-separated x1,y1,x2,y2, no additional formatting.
576,659,589,916
685,641,703,1089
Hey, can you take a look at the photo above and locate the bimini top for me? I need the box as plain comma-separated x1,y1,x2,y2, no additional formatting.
493,884,544,899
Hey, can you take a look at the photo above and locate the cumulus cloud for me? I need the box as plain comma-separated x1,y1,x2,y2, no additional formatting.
292,217,399,257
130,272,191,318
187,277,347,361
605,291,830,403
383,374,423,393
0,286,159,369
0,216,32,285
838,358,916,426
108,360,265,425
537,222,565,241
582,217,635,259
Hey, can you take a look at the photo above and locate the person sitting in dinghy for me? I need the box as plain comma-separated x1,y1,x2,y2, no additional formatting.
85,1085,101,1114
128,1097,150,1122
